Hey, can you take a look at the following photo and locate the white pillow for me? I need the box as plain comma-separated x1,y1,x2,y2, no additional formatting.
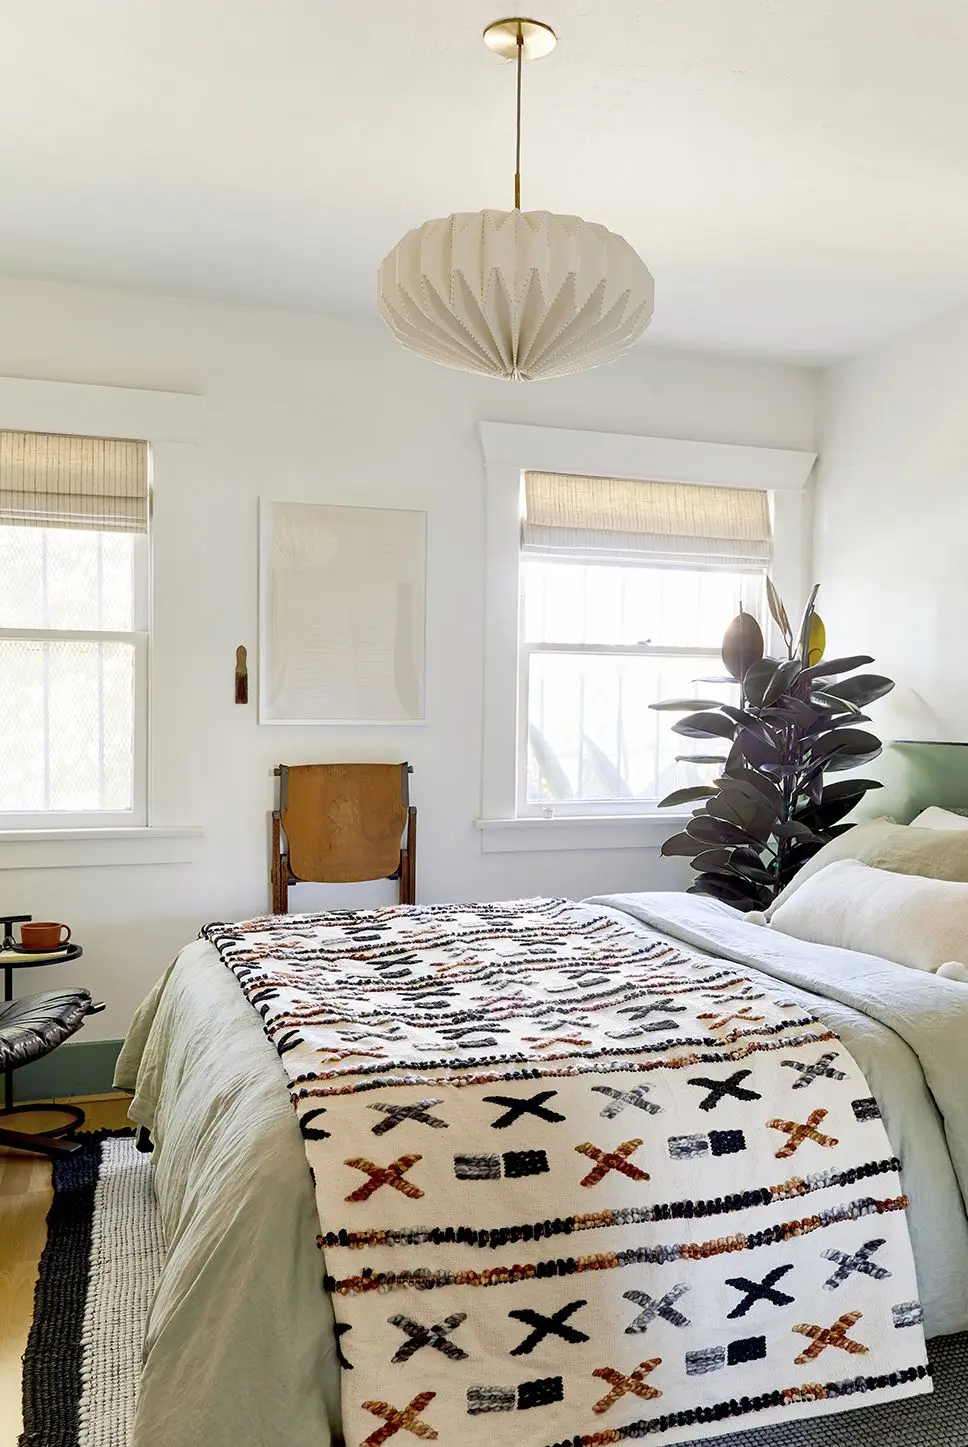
767,858,968,972
909,805,968,831
937,961,968,984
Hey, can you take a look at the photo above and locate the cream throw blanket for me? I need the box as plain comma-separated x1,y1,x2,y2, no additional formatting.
202,899,930,1447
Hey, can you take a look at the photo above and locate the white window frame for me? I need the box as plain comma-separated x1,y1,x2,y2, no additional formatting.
0,529,150,829
516,555,767,818
0,375,206,863
476,422,817,852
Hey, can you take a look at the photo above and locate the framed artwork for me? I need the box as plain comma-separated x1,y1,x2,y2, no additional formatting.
259,500,427,724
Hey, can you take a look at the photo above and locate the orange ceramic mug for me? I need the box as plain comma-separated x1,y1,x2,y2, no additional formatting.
20,922,71,950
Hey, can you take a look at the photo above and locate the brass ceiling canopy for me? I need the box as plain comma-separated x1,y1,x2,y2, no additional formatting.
482,17,557,61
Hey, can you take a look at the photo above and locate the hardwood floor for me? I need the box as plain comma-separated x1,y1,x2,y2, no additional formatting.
0,1093,133,1445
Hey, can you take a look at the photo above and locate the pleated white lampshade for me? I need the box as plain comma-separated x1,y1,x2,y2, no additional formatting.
377,209,655,382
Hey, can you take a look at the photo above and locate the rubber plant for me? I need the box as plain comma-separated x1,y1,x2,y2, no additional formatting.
649,582,894,912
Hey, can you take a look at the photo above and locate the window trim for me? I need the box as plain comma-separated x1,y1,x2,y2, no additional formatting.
477,422,817,849
0,374,204,852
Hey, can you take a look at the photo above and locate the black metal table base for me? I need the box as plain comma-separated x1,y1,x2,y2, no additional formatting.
0,1101,85,1156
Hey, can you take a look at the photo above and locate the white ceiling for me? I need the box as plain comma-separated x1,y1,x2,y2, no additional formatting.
1,0,967,365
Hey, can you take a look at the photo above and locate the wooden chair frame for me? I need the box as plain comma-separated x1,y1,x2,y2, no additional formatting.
271,763,416,914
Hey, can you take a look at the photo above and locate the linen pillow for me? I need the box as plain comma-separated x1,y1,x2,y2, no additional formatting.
768,858,968,972
909,805,968,831
766,818,968,917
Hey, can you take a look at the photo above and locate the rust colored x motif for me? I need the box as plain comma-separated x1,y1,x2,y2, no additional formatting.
344,1152,424,1202
362,1391,438,1446
575,1137,650,1188
698,1005,765,1031
592,1358,663,1414
768,1108,839,1159
792,1310,868,1365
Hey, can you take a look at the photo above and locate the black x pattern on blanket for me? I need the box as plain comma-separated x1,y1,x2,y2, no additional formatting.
201,898,931,1447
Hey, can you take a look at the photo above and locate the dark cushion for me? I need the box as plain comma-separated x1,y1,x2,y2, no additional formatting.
0,989,96,1070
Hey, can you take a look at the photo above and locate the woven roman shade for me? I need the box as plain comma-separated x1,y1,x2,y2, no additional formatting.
522,472,771,566
0,431,149,533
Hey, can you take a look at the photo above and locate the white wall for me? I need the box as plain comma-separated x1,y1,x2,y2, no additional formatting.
814,301,968,743
0,277,817,1038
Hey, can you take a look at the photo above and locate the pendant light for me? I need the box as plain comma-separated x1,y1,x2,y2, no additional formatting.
377,18,655,381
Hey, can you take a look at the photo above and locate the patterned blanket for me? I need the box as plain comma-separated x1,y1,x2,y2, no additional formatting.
202,899,931,1447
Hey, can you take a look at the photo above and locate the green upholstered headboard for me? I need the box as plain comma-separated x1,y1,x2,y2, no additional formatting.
852,741,968,823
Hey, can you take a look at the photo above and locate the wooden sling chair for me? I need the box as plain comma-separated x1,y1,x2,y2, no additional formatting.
271,762,416,913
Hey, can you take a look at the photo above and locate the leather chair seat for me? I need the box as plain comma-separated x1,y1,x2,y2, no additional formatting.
0,988,97,1070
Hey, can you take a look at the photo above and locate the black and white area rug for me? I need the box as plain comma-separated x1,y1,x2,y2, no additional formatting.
19,1131,968,1447
20,1131,164,1447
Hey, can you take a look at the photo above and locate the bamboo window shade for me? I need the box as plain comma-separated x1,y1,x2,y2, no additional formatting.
522,472,771,566
0,430,149,533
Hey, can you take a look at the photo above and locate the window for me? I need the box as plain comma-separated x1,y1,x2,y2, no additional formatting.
518,472,770,816
0,431,150,828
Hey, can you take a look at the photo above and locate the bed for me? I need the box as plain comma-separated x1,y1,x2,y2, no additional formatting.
115,888,968,1447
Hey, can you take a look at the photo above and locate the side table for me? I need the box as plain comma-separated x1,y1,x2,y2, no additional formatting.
0,913,102,1156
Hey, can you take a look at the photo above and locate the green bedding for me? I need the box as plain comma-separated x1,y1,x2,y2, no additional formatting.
115,939,342,1447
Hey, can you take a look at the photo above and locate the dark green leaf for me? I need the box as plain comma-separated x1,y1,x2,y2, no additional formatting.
782,697,826,730
802,768,825,806
823,674,895,708
777,839,825,882
761,657,803,707
672,711,737,741
818,778,884,801
690,848,734,872
733,864,778,886
773,820,823,841
718,705,769,732
691,869,766,900
710,844,777,887
734,728,781,771
809,728,883,773
649,698,726,712
794,794,864,832
724,737,747,773
705,789,775,843
824,748,883,774
689,872,771,909
675,754,728,765
800,654,874,683
721,767,784,809
686,816,763,849
656,785,720,808
812,689,861,715
660,832,703,857
809,727,882,760
743,659,784,707
803,706,847,735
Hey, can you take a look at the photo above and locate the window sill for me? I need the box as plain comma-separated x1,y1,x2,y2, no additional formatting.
0,825,204,870
474,814,691,854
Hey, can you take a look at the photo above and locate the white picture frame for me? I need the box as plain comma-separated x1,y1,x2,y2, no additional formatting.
258,500,427,724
